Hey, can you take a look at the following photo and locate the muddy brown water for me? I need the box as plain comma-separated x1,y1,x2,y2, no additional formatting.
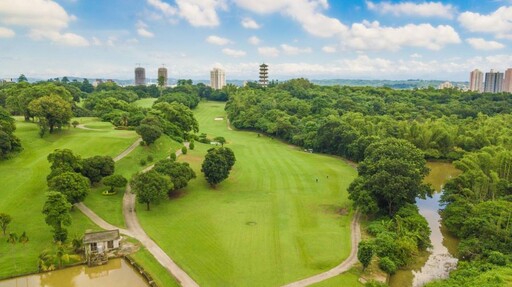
389,162,462,287
0,258,149,287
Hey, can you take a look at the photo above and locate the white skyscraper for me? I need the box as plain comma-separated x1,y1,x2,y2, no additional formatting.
210,68,226,90
469,69,484,92
504,68,512,93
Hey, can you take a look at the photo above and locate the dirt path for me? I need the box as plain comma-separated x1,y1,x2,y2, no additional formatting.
76,139,198,287
281,212,361,287
76,124,103,131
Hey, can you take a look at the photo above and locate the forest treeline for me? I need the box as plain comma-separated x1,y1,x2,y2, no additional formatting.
225,79,512,285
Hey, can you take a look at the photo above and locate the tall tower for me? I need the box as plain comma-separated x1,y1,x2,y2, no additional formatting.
259,63,268,87
469,69,484,92
504,68,512,93
484,69,504,93
210,68,226,90
158,67,168,87
135,67,146,86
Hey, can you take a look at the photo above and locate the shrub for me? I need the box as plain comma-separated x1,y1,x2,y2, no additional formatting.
147,155,153,162
487,251,507,266
139,159,147,166
189,141,195,150
181,146,187,155
379,257,397,275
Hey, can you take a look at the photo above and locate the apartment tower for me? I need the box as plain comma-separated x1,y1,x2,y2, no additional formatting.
469,69,484,92
210,68,226,90
259,63,268,87
504,68,512,93
484,69,504,93
135,67,146,86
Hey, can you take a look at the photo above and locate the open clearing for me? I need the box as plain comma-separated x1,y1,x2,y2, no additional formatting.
136,102,358,286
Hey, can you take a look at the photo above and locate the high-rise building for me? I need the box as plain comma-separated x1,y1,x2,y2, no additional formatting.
210,68,226,90
438,81,454,89
259,63,268,87
504,68,512,93
469,69,484,92
484,69,504,93
135,67,146,86
158,67,168,87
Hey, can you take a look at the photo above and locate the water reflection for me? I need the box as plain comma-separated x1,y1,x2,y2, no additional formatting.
0,259,148,287
390,162,461,287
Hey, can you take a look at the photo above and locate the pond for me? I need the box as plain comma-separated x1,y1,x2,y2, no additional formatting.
389,162,461,287
0,258,149,287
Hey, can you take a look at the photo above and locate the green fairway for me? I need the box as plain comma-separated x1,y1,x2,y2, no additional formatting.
0,119,138,279
136,102,357,286
134,98,157,109
310,269,363,287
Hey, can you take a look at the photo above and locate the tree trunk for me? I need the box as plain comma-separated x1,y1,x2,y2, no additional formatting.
146,202,150,211
49,125,54,134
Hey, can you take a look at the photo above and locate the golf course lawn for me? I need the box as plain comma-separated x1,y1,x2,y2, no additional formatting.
310,268,362,286
0,119,138,279
136,101,358,286
85,135,183,228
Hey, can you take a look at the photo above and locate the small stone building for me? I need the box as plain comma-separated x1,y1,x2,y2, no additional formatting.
84,229,121,266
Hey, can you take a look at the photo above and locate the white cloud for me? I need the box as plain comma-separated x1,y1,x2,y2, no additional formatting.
458,6,512,39
234,0,347,37
146,0,226,27
30,29,89,46
91,37,102,46
146,0,177,16
0,27,15,38
366,1,456,19
466,38,505,50
136,21,154,38
241,17,261,29
342,21,460,51
206,35,232,45
410,53,423,58
281,44,312,55
258,46,280,57
222,48,246,57
322,45,337,53
0,0,88,46
248,36,261,45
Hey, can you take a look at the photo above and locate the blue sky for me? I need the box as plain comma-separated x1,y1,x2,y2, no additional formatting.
0,0,511,81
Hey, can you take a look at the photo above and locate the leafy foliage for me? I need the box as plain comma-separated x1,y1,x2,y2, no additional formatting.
0,107,22,159
153,159,196,193
42,192,72,242
47,172,90,204
81,155,115,184
102,174,127,193
201,147,236,187
130,170,172,210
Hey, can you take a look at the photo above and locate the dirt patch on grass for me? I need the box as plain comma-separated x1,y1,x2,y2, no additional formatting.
321,204,349,216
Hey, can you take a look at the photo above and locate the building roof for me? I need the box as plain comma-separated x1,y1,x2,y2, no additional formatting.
83,230,120,244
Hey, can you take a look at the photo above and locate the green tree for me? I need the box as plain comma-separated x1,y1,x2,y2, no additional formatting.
153,159,196,192
0,107,22,159
379,257,397,275
348,138,431,216
136,124,162,145
42,192,72,242
181,146,187,155
358,240,374,271
201,147,236,187
81,155,115,184
28,95,73,133
158,76,165,88
18,231,29,245
47,149,82,180
130,170,172,210
48,172,90,204
213,136,226,146
0,213,12,236
18,74,28,83
102,174,127,193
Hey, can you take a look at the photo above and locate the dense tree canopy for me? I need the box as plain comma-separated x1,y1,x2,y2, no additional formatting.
153,159,196,192
28,95,73,134
48,172,90,204
201,147,236,187
0,107,22,159
348,138,432,216
47,149,82,180
42,192,72,242
81,155,115,184
130,170,172,210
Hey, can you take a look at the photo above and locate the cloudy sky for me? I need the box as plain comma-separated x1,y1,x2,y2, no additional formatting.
0,0,511,81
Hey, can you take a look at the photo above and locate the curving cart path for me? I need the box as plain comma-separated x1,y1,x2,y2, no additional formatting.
76,135,198,287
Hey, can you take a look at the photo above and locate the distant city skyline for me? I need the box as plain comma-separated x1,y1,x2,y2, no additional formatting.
1,1,512,81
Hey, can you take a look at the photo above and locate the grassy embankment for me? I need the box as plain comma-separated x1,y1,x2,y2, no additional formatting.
136,101,360,286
